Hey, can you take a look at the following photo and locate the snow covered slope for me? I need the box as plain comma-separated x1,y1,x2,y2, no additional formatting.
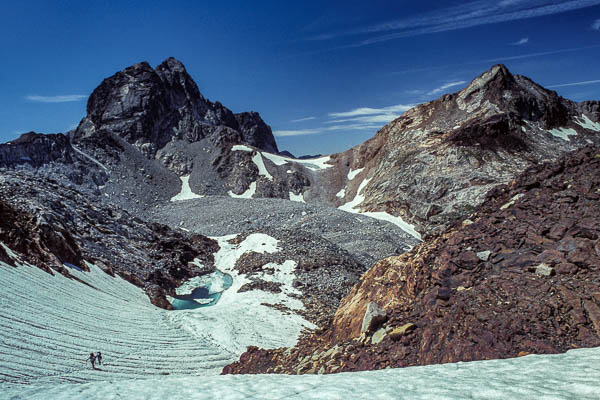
0,232,318,385
0,258,237,384
2,346,599,399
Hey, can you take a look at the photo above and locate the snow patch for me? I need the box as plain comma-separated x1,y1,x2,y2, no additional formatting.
170,175,204,201
289,192,305,203
347,167,364,180
338,178,371,213
547,127,577,141
500,193,525,210
69,138,109,172
252,153,273,181
228,181,257,199
231,146,273,181
360,211,422,240
231,144,253,152
338,178,421,240
336,187,346,198
575,114,600,132
261,152,333,171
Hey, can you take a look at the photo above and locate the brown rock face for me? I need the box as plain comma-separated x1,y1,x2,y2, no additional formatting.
223,146,600,375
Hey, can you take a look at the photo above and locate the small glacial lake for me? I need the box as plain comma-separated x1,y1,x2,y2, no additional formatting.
170,270,233,310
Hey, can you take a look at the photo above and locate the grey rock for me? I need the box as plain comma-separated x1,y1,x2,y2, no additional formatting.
530,263,556,276
371,327,390,344
477,250,492,261
361,302,387,333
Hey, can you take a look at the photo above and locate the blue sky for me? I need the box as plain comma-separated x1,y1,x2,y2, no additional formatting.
1,1,599,156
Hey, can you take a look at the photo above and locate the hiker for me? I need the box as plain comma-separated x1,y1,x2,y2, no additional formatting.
86,352,97,369
96,352,102,366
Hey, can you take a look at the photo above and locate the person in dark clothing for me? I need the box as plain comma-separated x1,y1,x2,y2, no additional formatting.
96,352,102,366
86,352,97,369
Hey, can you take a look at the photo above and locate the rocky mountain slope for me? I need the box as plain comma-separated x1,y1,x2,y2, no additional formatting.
2,57,600,381
223,145,600,374
0,58,292,212
325,65,600,236
0,169,218,308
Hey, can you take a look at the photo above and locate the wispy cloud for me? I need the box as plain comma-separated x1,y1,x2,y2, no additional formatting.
326,114,402,125
273,123,382,137
592,18,600,30
546,79,600,88
328,104,412,118
511,37,529,45
392,44,600,75
290,116,317,123
428,81,467,95
274,128,321,137
311,1,600,48
25,94,87,103
275,103,414,137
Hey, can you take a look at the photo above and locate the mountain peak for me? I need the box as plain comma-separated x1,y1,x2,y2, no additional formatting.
73,58,278,171
158,57,186,70
156,57,188,77
460,63,515,97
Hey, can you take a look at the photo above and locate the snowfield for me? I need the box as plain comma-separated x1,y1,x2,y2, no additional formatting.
167,234,315,355
3,344,599,399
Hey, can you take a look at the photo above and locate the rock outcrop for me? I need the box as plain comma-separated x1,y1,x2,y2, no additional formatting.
223,146,600,374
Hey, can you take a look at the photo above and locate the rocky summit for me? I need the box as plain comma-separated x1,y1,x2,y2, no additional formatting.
223,146,600,374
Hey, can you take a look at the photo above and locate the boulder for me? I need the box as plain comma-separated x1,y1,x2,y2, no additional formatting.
476,250,491,261
361,302,387,334
528,263,555,276
389,323,416,341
